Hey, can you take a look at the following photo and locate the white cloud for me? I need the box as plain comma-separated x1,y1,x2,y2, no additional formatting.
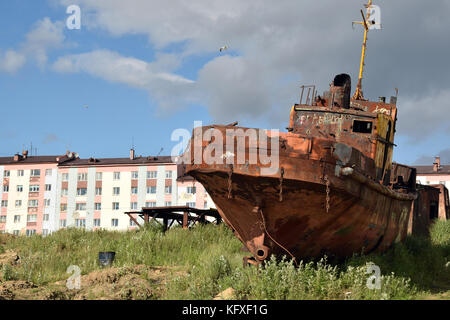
0,17,66,73
0,50,26,73
23,18,66,67
52,49,195,112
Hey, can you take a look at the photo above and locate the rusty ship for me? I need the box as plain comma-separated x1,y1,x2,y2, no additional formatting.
180,1,418,264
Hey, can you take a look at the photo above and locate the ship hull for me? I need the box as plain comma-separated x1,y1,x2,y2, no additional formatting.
183,125,416,262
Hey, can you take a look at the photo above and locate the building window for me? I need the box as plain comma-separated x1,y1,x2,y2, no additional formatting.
165,171,172,179
75,219,86,228
30,169,40,177
132,171,138,179
42,229,49,236
45,184,52,191
130,219,137,227
130,202,138,210
27,214,37,222
147,186,157,194
187,186,196,194
0,216,6,223
17,185,23,192
145,202,156,207
113,172,121,180
13,230,19,236
29,185,40,192
94,219,101,227
95,203,101,211
112,202,120,210
61,188,68,196
14,215,20,223
111,219,119,227
17,170,24,177
77,173,87,181
62,173,69,181
96,172,102,181
76,203,86,211
60,204,67,212
113,187,120,195
95,187,102,196
165,201,172,207
43,214,49,221
1,200,8,208
77,188,87,196
15,200,22,207
165,186,172,194
3,185,9,192
44,199,51,207
45,169,52,176
204,201,208,209
28,200,38,207
131,187,138,194
4,170,10,177
186,202,196,208
60,220,67,227
147,171,157,179
26,230,36,237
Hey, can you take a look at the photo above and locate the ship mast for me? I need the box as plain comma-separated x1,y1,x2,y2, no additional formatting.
352,0,374,101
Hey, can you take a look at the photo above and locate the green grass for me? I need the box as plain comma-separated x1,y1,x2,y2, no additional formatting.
1,219,449,300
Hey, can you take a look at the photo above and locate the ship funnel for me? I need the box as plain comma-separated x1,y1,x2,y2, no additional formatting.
330,74,351,109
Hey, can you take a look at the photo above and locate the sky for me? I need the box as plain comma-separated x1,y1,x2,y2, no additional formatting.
0,0,449,165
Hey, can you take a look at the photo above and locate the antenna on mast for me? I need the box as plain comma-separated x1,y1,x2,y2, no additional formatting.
352,0,381,101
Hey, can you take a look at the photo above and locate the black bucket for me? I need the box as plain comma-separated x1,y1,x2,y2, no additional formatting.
98,251,115,267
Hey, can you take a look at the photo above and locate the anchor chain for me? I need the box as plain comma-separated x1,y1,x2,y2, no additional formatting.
227,164,233,199
324,174,330,213
279,167,284,202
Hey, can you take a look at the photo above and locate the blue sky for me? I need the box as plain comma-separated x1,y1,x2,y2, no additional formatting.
1,0,449,165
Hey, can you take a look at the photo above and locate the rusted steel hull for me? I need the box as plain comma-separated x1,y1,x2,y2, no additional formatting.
183,125,416,262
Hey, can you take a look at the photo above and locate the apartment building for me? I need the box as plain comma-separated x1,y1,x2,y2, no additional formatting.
0,151,72,236
0,149,215,235
416,156,450,188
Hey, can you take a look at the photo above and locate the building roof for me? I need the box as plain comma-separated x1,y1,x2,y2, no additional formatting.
416,165,450,175
0,155,65,165
57,156,174,167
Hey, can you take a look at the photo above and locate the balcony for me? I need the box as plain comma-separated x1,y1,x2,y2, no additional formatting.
30,177,40,183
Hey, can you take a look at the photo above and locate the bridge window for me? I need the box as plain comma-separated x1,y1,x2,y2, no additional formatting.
352,120,373,133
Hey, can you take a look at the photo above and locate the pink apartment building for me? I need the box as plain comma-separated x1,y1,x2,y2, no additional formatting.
0,149,215,236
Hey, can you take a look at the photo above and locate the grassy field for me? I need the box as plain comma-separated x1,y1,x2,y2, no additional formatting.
0,220,449,300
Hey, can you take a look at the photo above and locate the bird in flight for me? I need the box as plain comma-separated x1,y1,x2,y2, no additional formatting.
219,45,228,52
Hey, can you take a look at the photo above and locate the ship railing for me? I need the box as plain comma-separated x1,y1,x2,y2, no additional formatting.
299,85,316,106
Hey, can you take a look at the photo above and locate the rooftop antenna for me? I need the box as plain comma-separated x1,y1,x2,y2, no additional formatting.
156,147,163,157
352,0,381,101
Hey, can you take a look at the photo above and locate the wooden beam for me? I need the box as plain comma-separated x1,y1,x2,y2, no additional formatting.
126,213,142,228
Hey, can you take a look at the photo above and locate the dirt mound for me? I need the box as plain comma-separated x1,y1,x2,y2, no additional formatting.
0,234,16,246
0,250,20,266
74,265,173,300
0,281,37,300
214,288,236,300
0,264,184,300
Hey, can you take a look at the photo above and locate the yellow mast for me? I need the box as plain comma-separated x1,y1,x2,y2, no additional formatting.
352,0,373,101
